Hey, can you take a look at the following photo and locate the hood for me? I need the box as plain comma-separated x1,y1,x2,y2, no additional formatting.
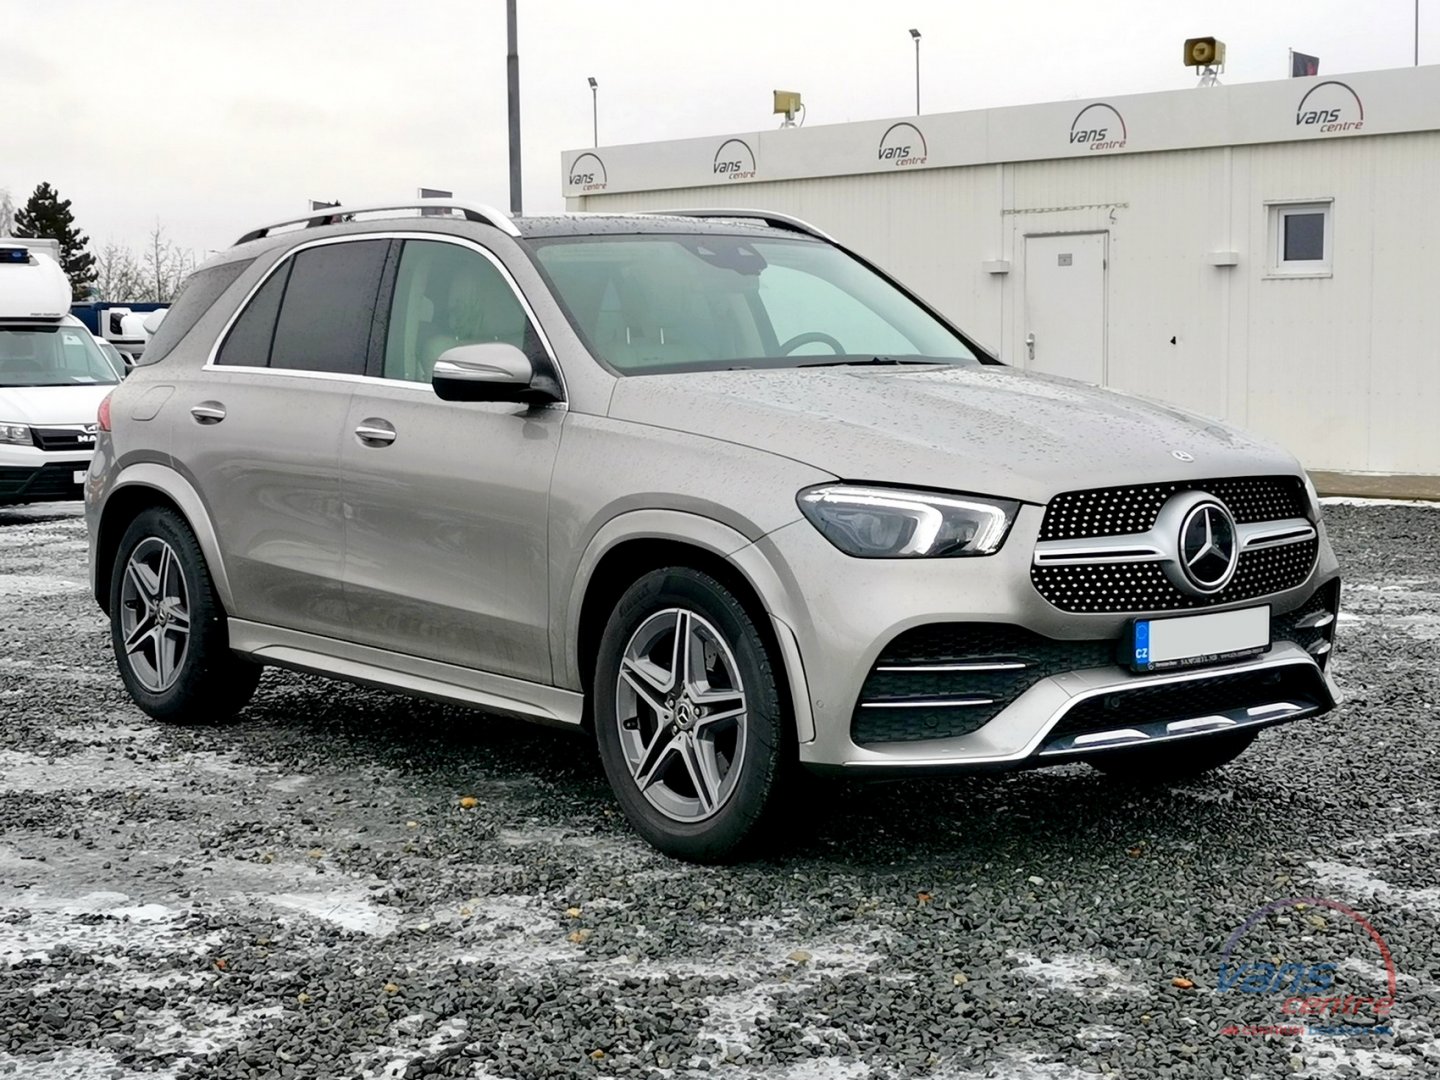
0,384,114,427
606,364,1301,505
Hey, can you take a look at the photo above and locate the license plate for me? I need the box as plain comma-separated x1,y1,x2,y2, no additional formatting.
73,470,87,485
1129,605,1271,672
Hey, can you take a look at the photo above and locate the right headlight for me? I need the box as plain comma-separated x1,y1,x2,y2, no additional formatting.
797,484,1018,558
0,422,32,446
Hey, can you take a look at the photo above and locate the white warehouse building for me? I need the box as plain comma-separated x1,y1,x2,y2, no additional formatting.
562,65,1440,493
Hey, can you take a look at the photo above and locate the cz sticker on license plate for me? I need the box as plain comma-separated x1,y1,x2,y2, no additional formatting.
1129,605,1271,673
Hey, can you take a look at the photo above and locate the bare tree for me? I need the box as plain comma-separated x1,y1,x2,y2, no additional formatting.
93,243,149,302
140,223,197,302
0,189,14,236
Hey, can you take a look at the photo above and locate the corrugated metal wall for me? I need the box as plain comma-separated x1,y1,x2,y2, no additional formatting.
577,132,1440,476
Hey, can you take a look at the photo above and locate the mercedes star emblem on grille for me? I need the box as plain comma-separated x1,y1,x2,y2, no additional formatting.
1177,500,1239,594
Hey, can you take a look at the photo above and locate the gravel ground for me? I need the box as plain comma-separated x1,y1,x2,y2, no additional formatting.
1,500,1437,1080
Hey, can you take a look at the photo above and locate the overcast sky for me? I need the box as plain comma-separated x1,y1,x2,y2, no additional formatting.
4,0,1431,255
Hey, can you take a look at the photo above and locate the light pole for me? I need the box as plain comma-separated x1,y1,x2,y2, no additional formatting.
588,77,598,147
909,29,922,115
506,0,522,215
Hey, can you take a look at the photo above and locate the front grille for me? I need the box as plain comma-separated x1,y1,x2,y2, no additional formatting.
851,625,1116,745
1032,537,1319,614
1040,476,1306,541
0,463,85,500
1043,665,1329,747
31,426,98,452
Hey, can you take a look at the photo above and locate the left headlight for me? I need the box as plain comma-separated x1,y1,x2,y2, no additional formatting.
797,484,1018,558
0,422,32,446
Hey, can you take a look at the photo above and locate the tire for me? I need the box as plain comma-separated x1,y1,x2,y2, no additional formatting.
1088,729,1258,781
109,506,260,723
593,567,789,862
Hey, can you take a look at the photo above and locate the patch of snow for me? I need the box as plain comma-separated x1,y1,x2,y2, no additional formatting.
1007,950,1147,997
1320,497,1440,509
1300,1046,1418,1077
1307,860,1440,911
265,888,399,936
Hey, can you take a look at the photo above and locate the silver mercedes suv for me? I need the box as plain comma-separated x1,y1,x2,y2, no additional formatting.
85,201,1340,860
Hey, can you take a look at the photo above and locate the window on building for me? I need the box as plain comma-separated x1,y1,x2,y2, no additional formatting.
1268,201,1332,277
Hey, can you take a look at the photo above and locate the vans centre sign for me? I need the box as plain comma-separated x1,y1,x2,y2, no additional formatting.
562,65,1438,198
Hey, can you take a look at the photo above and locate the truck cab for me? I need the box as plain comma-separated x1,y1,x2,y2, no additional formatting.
0,242,122,505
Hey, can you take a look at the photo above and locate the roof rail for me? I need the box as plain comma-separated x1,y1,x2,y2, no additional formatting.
636,208,835,243
233,199,520,246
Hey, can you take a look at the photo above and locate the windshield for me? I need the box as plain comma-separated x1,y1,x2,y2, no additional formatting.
0,325,121,387
530,233,979,374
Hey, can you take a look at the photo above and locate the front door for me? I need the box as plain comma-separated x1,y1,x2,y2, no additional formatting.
1022,232,1107,384
340,236,563,682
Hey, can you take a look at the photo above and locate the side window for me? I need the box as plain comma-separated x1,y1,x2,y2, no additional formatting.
269,240,388,375
215,261,290,367
1267,200,1333,277
382,239,543,383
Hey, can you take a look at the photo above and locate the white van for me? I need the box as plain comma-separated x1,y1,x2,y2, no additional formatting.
1,242,122,506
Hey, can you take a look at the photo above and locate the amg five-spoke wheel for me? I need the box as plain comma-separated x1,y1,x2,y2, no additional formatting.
109,507,260,723
617,608,749,822
595,567,790,862
119,538,191,692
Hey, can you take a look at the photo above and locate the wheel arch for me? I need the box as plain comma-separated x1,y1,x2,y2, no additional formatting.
94,464,232,615
564,510,813,743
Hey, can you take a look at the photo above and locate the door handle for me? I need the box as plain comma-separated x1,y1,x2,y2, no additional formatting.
1025,332,1036,361
354,419,397,447
190,402,226,424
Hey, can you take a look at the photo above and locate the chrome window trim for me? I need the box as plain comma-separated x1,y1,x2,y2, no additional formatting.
202,231,567,402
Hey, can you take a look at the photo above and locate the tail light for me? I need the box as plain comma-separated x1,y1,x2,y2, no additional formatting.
97,392,113,432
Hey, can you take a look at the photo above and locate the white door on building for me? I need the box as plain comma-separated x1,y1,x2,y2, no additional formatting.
1022,232,1107,384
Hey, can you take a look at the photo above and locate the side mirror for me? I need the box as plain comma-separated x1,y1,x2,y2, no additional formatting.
431,343,561,404
141,309,167,335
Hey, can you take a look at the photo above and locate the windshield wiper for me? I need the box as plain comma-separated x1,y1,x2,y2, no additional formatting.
797,356,947,368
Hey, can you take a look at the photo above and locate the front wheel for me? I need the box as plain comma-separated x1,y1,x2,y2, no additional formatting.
593,568,789,862
109,507,260,723
1087,729,1258,782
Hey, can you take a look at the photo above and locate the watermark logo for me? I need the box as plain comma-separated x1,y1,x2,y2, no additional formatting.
1218,898,1397,1037
713,138,757,181
877,122,928,167
1069,103,1127,152
567,152,608,192
1295,81,1364,134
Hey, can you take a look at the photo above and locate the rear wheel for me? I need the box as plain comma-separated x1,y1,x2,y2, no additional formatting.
1088,729,1258,781
593,568,788,862
109,507,260,723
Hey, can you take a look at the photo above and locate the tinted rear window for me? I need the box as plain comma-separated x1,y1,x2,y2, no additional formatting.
269,240,388,375
216,261,291,367
136,259,252,365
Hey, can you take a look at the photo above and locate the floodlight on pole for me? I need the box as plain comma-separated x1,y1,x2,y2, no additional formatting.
588,76,598,147
909,28,921,115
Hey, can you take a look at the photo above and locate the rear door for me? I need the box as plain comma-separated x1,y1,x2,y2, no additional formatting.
177,237,389,637
339,235,563,681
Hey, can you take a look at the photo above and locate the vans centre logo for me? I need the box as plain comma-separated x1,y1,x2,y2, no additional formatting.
567,153,608,192
1069,103,1127,151
1217,897,1397,1038
877,122,927,167
1296,81,1365,134
712,139,757,181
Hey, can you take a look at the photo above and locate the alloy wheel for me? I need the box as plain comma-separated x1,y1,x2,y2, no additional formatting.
615,607,749,822
118,537,191,693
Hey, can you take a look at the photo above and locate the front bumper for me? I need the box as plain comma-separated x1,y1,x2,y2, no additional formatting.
0,446,92,505
749,503,1341,773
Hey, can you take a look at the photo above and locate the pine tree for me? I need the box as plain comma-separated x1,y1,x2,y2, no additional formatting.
14,182,97,300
